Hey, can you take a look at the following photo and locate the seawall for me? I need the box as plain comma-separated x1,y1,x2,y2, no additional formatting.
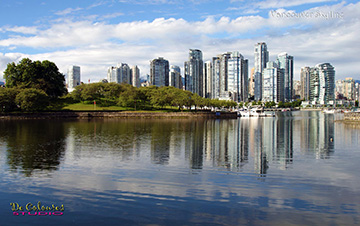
344,112,360,121
0,111,238,120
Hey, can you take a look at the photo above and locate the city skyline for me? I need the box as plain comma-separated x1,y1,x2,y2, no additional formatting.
0,0,360,83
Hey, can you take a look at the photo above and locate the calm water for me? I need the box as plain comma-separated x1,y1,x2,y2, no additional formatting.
0,111,360,226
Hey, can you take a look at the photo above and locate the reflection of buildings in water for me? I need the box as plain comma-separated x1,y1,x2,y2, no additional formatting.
183,121,205,169
151,122,171,165
250,118,266,176
202,119,250,171
252,117,294,175
301,111,334,159
189,121,204,169
275,118,293,169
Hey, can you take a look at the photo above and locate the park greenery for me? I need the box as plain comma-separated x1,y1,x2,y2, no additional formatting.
0,58,303,112
69,83,238,111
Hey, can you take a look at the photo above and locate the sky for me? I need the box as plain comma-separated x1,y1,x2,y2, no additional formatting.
0,0,359,83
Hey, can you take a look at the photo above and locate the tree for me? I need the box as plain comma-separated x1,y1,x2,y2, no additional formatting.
15,88,49,112
278,101,284,108
171,89,189,110
0,88,19,112
80,83,104,102
4,58,67,98
117,84,140,108
192,93,204,110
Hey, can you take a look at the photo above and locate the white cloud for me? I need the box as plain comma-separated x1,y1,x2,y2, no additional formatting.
55,7,83,16
0,1,359,82
256,0,338,9
4,26,39,35
100,12,125,20
230,0,338,9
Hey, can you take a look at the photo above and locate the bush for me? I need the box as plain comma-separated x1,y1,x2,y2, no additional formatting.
0,88,19,112
15,88,49,112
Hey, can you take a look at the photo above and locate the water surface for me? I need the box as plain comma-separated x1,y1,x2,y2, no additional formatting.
0,111,359,225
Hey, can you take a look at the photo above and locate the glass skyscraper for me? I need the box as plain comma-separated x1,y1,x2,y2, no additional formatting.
185,49,204,97
276,52,294,102
309,63,335,105
67,65,80,93
254,42,269,101
150,57,169,87
262,61,284,103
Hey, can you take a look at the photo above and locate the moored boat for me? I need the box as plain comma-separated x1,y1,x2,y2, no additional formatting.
238,108,275,117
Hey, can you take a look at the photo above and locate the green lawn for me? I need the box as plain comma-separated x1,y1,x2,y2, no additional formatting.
62,103,128,111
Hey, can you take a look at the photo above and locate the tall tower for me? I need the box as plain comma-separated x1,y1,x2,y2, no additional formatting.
300,67,311,100
131,65,140,88
184,49,203,97
67,65,80,92
317,63,335,104
170,65,182,89
118,63,131,84
277,52,294,102
262,61,284,103
204,61,212,99
107,66,118,83
249,67,255,98
310,63,335,105
219,52,231,99
211,56,221,99
150,57,169,87
227,51,248,102
254,42,269,101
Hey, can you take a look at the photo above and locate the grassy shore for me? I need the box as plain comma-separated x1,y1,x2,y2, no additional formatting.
61,103,191,113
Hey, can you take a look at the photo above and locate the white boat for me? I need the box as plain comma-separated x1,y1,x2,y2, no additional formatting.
238,108,275,117
323,109,337,114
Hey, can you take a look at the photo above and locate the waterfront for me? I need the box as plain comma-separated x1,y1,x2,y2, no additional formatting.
0,111,359,225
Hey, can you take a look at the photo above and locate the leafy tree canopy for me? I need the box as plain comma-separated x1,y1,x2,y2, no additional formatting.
15,88,49,112
4,58,67,98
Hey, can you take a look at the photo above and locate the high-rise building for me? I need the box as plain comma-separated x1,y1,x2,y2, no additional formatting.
131,65,140,88
309,63,335,105
344,77,355,100
150,57,169,87
293,80,301,98
262,61,284,103
107,63,131,85
276,52,294,102
107,66,117,83
184,49,203,97
204,61,212,98
169,65,182,89
300,67,311,100
249,67,255,98
118,63,131,84
335,79,345,98
227,51,248,102
355,82,360,102
67,65,80,92
209,52,248,102
217,52,231,99
211,56,221,99
254,42,269,101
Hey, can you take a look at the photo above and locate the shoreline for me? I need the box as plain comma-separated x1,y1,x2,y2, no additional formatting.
0,111,238,120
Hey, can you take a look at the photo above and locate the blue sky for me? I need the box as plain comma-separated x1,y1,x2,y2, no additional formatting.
1,0,360,82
